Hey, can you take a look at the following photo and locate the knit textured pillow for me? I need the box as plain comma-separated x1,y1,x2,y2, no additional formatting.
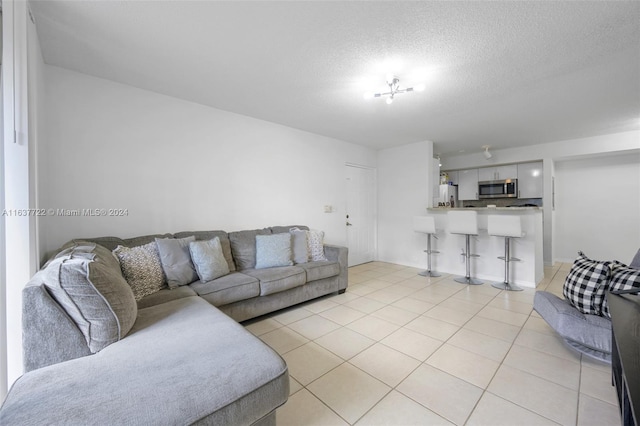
307,230,327,262
562,251,611,315
113,242,166,301
600,261,640,318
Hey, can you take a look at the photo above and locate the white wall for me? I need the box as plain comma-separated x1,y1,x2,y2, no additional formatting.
40,66,377,259
555,152,640,263
376,141,434,267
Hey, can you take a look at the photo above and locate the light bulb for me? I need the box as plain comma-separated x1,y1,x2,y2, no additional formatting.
413,83,426,92
385,97,393,105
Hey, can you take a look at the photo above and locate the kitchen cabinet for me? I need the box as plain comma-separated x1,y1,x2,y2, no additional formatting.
458,169,479,200
478,165,518,181
518,161,543,198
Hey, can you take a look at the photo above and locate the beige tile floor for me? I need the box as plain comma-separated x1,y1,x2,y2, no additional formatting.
243,262,621,426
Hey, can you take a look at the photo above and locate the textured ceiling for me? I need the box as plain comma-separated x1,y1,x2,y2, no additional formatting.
30,1,640,156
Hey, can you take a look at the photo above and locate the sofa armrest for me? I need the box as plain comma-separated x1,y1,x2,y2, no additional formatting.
324,244,348,291
23,283,91,372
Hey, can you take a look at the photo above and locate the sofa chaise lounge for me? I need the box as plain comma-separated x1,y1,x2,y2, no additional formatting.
0,225,348,425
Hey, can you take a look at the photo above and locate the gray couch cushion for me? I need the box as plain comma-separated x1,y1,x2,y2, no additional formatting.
190,272,260,306
174,230,236,272
244,266,306,296
229,228,271,270
41,242,137,353
69,234,173,252
156,236,198,288
269,225,309,234
298,261,340,282
137,286,197,310
0,297,289,425
533,291,611,361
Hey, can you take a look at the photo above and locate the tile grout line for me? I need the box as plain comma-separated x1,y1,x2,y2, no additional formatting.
275,261,609,425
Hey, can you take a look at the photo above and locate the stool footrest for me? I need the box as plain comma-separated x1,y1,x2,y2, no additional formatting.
498,256,521,261
424,250,440,254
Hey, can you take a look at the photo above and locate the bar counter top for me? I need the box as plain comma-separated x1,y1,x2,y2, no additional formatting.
428,207,542,211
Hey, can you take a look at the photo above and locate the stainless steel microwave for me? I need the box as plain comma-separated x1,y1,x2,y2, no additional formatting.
478,179,518,199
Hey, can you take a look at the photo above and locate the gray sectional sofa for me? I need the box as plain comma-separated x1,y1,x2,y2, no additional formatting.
0,225,348,425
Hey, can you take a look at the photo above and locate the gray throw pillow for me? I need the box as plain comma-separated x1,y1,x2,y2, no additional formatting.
255,233,293,269
155,236,198,288
113,242,166,301
42,242,137,353
189,237,230,282
289,227,309,264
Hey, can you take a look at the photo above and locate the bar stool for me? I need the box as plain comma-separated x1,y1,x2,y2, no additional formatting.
448,210,483,285
413,216,441,277
488,215,524,291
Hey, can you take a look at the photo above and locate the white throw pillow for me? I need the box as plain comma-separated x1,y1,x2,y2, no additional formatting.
307,230,327,262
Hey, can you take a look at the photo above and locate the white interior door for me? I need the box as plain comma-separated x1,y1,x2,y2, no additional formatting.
345,164,376,266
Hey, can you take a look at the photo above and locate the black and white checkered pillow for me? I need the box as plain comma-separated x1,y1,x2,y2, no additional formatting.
601,261,640,318
562,252,611,315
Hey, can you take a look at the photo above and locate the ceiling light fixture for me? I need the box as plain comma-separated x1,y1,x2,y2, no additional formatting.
363,74,425,104
482,145,492,160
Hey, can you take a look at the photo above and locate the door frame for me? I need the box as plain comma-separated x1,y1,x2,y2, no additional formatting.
345,162,378,266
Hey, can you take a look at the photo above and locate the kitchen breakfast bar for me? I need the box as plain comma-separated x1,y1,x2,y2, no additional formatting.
423,207,544,288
